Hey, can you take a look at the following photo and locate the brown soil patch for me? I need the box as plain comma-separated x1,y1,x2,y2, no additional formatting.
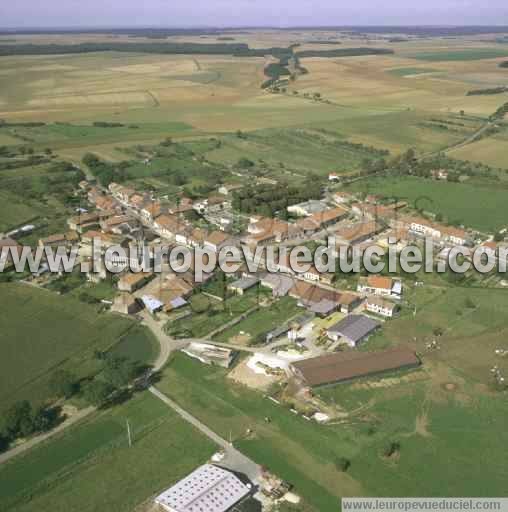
228,358,281,391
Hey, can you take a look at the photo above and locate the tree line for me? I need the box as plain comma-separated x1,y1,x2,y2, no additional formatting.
0,42,292,58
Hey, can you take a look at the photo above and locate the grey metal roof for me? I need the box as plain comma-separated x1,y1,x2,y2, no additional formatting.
309,299,337,315
260,273,295,296
328,314,380,344
289,200,328,214
266,324,291,341
155,464,250,512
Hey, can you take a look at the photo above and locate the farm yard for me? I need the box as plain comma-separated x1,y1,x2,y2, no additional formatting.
155,351,508,511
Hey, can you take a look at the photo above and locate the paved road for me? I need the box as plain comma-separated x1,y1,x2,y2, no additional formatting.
149,386,261,482
140,310,188,372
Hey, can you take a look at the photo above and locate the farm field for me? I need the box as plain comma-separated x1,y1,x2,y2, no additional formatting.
1,39,507,154
0,391,216,512
157,351,508,512
0,283,157,412
406,48,508,61
0,189,43,232
368,285,508,383
451,127,508,168
346,175,508,232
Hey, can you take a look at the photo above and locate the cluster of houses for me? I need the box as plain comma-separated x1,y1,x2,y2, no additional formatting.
7,166,505,353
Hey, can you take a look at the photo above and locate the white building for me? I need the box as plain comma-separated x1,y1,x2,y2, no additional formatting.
287,200,328,217
365,297,398,318
154,464,251,512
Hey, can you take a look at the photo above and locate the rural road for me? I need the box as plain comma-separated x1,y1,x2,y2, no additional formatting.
149,386,261,482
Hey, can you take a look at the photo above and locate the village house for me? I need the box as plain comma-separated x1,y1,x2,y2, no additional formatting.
38,232,77,249
328,172,340,182
128,193,149,211
204,231,233,253
442,226,470,247
403,216,442,239
365,297,399,318
109,183,136,204
96,194,120,212
357,275,402,298
117,271,155,293
307,206,348,230
334,221,384,247
140,202,162,223
67,212,100,233
187,228,207,249
79,231,122,258
100,214,136,232
153,214,181,240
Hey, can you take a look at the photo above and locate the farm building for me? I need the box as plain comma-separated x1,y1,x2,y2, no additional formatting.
357,275,402,298
228,276,259,295
117,272,155,293
290,346,420,387
182,343,236,368
365,297,399,318
287,199,329,217
154,464,251,512
327,314,380,347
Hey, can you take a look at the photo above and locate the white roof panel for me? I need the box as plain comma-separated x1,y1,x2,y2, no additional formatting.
155,464,250,512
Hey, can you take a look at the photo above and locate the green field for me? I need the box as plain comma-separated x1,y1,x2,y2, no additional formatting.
386,67,440,77
0,283,157,412
214,296,301,343
370,285,508,382
167,289,267,338
347,175,508,232
407,48,508,61
0,391,216,512
0,122,194,151
0,189,42,231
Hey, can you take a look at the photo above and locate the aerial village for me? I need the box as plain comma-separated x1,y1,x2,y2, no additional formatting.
1,168,506,511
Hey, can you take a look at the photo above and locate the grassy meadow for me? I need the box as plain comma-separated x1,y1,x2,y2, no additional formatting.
346,175,508,232
0,391,216,512
0,283,157,412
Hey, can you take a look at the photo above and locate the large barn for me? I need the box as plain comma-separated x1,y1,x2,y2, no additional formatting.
290,346,420,388
154,464,251,512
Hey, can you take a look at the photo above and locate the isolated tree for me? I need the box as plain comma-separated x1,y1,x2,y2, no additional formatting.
102,356,136,389
384,441,400,458
2,401,33,438
49,369,79,399
238,157,254,169
334,457,351,472
0,433,9,453
83,380,115,407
